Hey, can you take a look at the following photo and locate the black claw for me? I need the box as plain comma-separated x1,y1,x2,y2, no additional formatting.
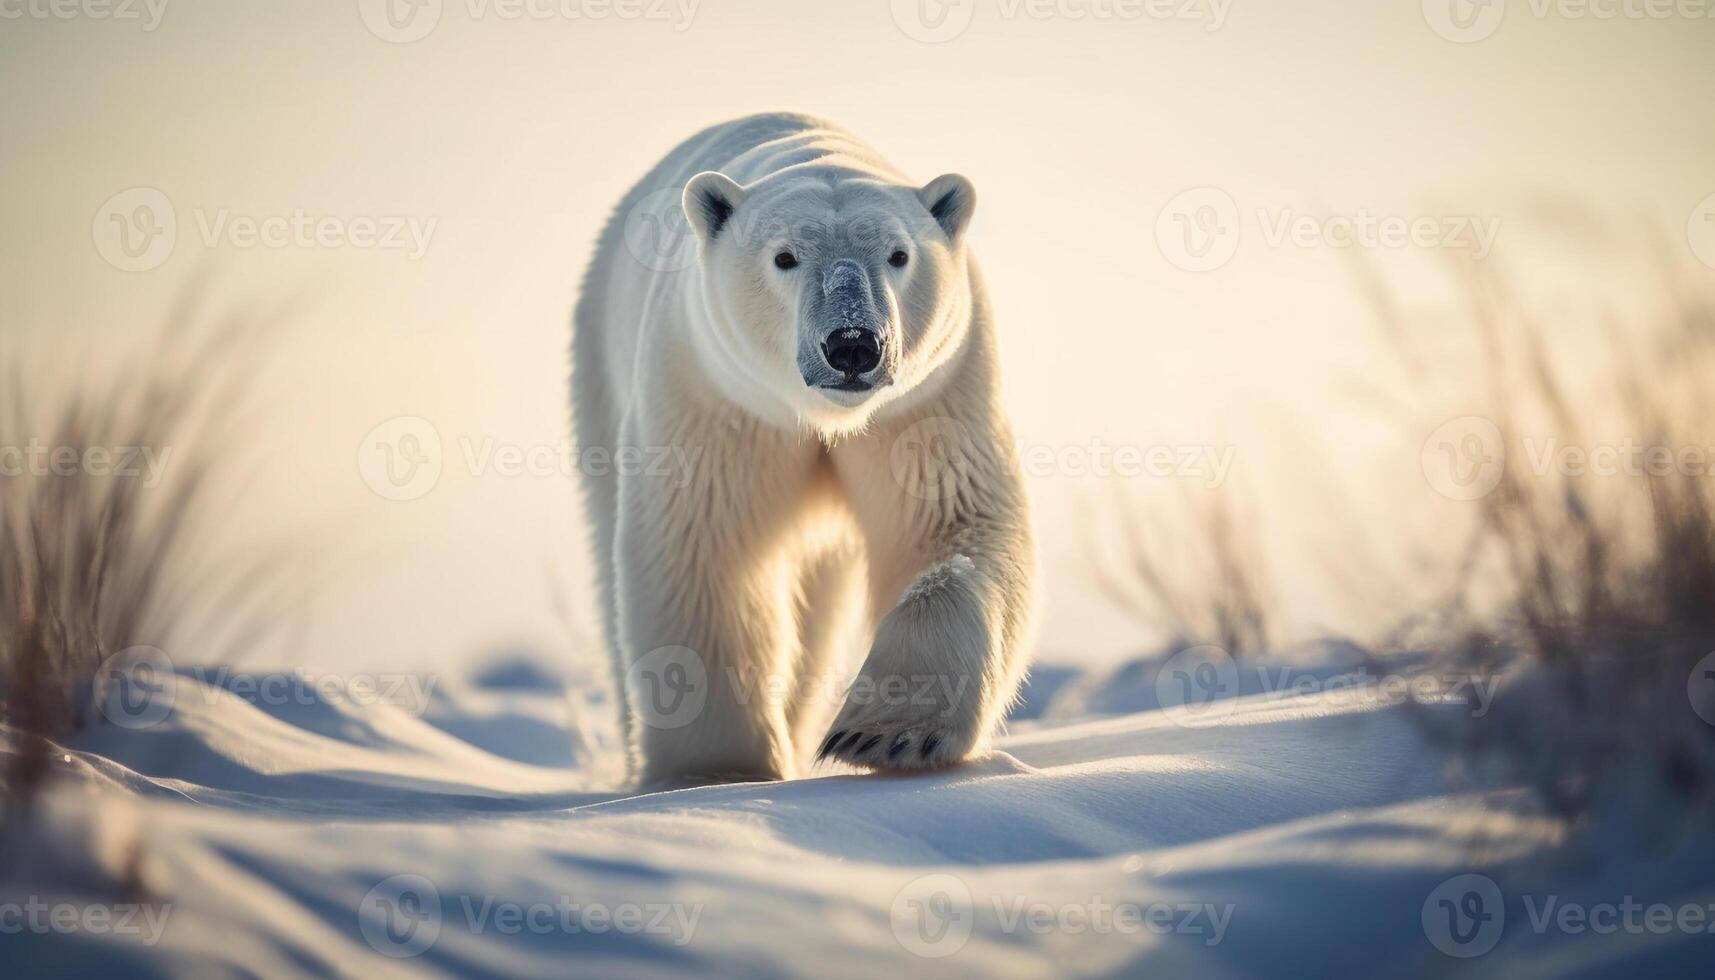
921,734,942,759
888,735,911,760
838,731,865,752
857,734,883,754
817,731,846,760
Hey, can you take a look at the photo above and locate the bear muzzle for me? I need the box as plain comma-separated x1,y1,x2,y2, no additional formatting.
799,258,893,397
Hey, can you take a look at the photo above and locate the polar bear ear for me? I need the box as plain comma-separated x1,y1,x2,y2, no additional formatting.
682,171,746,244
917,173,976,242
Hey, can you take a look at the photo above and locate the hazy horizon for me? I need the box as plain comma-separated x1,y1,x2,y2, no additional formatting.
3,0,1712,672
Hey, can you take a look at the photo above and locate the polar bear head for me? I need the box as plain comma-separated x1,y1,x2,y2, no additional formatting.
681,167,976,433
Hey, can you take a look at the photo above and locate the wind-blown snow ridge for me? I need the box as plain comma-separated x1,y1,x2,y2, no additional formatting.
0,651,1701,977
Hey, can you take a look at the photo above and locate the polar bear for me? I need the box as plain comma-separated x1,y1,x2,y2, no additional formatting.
572,112,1035,787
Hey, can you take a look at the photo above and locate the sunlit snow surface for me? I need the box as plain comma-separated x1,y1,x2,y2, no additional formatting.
3,648,1709,978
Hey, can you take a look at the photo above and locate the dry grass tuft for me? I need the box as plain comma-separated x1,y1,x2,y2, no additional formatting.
1088,491,1272,658
0,296,291,826
1379,257,1715,824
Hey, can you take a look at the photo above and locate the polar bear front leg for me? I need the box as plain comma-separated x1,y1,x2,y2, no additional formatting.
613,410,819,789
819,408,1036,771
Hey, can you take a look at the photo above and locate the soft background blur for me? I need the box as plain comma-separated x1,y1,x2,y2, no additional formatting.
2,0,1711,674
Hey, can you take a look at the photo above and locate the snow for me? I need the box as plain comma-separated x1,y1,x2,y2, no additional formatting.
2,647,1707,977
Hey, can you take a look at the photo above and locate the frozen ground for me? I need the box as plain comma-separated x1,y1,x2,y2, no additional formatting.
2,645,1710,978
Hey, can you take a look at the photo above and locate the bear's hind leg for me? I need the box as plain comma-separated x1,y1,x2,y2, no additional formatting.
786,541,868,763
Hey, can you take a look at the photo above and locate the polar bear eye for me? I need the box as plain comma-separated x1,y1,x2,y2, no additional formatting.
773,251,798,270
888,249,909,268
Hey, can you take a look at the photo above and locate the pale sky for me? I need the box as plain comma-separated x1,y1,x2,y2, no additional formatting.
2,0,1711,672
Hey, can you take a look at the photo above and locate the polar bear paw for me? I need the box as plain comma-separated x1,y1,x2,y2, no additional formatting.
813,683,978,771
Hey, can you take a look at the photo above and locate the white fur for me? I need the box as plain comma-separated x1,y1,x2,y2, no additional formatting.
573,112,1035,787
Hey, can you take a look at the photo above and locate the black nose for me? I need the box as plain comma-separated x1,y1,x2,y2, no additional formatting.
822,328,881,376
